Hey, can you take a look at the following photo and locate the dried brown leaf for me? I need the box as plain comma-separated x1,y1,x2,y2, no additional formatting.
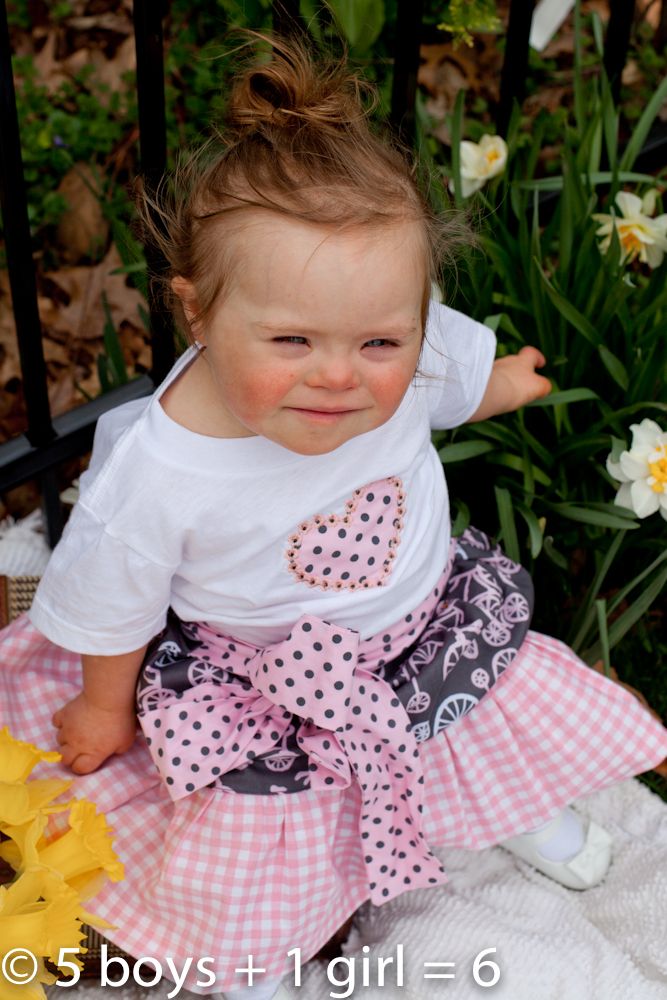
41,244,145,342
56,164,109,263
32,30,68,93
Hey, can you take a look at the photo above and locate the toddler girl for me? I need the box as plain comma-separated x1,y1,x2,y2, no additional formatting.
2,35,667,1000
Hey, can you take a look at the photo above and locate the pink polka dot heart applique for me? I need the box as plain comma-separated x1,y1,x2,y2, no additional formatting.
286,477,405,592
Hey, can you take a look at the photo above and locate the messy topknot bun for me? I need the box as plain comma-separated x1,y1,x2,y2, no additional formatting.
226,32,372,135
136,31,469,338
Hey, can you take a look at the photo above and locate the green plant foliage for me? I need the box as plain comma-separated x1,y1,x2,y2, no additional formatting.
438,0,501,47
6,57,136,236
429,34,667,664
326,0,386,51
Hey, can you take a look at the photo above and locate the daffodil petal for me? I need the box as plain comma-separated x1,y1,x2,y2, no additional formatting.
641,189,658,215
459,141,484,175
615,190,643,217
606,457,630,483
645,243,665,269
460,177,485,197
619,451,649,480
630,479,660,517
614,482,634,510
0,728,60,784
631,419,664,447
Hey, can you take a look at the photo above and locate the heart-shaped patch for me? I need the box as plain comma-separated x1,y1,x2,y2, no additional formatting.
286,477,405,591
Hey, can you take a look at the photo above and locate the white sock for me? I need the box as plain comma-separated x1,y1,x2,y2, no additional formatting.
224,978,283,1000
525,807,586,862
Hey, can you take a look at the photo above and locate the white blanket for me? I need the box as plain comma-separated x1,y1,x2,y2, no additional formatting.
52,779,667,1000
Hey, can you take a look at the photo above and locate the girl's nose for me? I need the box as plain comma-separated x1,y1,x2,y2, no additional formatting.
305,354,360,391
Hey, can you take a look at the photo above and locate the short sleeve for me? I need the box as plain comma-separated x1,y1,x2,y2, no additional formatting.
418,302,497,430
29,501,174,655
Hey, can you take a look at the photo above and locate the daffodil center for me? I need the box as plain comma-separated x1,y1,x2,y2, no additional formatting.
618,225,643,255
648,448,667,492
486,149,501,164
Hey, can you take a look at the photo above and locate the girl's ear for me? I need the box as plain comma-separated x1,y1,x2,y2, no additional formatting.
171,276,203,339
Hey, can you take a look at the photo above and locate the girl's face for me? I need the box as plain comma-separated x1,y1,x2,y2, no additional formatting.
185,213,426,456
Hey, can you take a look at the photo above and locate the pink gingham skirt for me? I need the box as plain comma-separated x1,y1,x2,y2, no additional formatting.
2,613,667,993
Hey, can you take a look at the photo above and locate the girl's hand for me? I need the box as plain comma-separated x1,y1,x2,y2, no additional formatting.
469,346,551,422
492,347,551,409
52,693,137,775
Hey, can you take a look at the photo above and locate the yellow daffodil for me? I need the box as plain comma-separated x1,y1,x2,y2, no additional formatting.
0,867,86,962
592,189,667,268
0,728,61,783
0,814,49,873
0,778,72,830
34,800,124,899
0,867,87,1000
449,134,508,198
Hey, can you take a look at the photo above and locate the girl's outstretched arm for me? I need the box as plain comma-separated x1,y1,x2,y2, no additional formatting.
468,346,552,423
52,645,148,775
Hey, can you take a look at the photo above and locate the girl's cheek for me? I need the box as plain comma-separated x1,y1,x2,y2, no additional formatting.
371,364,415,409
236,367,298,412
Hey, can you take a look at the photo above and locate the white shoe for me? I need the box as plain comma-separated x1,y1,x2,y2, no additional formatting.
501,814,613,890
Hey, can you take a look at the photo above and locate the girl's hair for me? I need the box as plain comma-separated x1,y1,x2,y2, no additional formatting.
136,31,470,338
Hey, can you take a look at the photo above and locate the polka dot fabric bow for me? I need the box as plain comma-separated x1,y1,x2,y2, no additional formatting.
137,614,446,904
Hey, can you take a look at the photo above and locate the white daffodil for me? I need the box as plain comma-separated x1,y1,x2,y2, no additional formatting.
449,134,508,198
592,189,667,268
607,418,667,521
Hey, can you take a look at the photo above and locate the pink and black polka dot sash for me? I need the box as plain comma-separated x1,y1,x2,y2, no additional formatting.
136,527,532,904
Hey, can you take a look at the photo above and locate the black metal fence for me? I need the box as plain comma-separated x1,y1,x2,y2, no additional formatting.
0,0,643,544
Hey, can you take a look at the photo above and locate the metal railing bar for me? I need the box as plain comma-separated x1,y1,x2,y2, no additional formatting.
604,0,635,102
133,0,174,385
390,0,425,145
0,375,154,493
40,468,64,548
0,0,54,448
497,0,536,135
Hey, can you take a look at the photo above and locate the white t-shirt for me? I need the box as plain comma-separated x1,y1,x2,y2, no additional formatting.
29,303,495,653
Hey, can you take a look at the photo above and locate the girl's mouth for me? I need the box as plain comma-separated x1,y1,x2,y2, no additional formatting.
289,407,355,423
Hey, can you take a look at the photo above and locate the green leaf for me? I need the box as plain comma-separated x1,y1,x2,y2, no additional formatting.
515,502,544,558
568,530,624,652
328,0,385,49
543,535,569,570
620,74,667,172
606,549,667,618
536,265,601,346
585,563,667,661
450,89,465,209
438,440,495,463
528,388,600,407
482,314,501,332
495,486,520,562
98,291,128,390
594,599,612,676
451,498,471,537
550,502,639,530
490,452,553,487
463,420,524,449
607,436,627,464
598,344,629,391
573,0,585,135
514,171,658,192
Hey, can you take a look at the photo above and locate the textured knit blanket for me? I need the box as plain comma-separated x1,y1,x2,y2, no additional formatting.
49,779,667,1000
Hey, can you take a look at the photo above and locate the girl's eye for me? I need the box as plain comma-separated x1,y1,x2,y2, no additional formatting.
364,339,395,348
274,336,308,345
